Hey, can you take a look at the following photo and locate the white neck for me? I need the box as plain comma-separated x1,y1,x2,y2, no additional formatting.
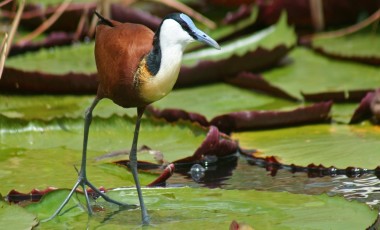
140,19,194,102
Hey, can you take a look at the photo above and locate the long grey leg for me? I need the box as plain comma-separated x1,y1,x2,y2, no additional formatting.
44,97,130,221
130,107,150,225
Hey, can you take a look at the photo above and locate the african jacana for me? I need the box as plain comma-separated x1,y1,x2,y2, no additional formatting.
47,11,220,225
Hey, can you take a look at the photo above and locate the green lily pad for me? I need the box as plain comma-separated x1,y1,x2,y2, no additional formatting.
154,83,297,120
0,115,206,194
6,42,96,74
0,95,133,120
232,123,380,169
182,12,295,67
311,28,380,65
25,187,377,229
0,201,38,229
263,47,380,99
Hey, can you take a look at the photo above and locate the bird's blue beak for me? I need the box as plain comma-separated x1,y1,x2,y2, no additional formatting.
193,28,221,50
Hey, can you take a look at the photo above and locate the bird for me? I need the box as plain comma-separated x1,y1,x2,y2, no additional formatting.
46,11,220,225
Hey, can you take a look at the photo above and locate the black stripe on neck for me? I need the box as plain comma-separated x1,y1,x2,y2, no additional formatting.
146,35,161,76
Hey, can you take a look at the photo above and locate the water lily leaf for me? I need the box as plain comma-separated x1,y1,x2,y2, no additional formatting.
177,12,296,87
301,89,371,102
0,115,214,194
232,123,380,169
350,89,380,124
153,83,297,121
225,72,298,101
10,32,74,56
6,42,96,74
0,95,133,120
263,47,380,99
210,101,332,133
0,201,38,229
311,29,380,66
24,187,378,229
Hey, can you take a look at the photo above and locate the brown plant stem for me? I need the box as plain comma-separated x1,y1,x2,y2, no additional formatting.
16,0,72,46
146,0,216,29
309,7,380,40
0,0,25,79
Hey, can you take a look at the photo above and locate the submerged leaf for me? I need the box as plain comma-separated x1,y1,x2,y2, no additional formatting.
232,123,380,169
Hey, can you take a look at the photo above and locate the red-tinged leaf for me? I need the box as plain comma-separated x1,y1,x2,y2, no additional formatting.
4,2,160,33
0,67,97,94
349,91,375,124
174,126,238,164
6,187,57,203
225,71,298,101
312,46,380,66
177,45,292,87
111,3,161,31
254,0,379,29
147,163,175,187
229,220,254,230
10,32,74,56
146,106,209,127
222,5,252,25
302,89,372,103
210,101,333,133
18,3,96,32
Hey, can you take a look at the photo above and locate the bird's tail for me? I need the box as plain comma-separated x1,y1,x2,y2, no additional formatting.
94,11,114,27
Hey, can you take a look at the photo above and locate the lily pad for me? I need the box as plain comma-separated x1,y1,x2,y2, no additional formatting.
263,47,380,99
0,115,209,194
232,123,380,169
311,29,380,65
177,12,296,87
153,83,297,121
0,95,133,120
25,187,378,229
0,201,38,229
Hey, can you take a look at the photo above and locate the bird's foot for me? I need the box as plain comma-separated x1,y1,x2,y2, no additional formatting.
42,176,135,222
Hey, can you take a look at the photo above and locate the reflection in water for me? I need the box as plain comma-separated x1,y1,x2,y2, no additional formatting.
331,176,380,210
169,156,380,210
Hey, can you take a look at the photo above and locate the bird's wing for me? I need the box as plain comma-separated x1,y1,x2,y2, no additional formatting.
95,22,154,107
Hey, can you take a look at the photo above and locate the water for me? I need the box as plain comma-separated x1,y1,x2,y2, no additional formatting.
169,155,380,210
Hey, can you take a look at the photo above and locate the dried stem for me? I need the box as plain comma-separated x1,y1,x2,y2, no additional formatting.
16,0,72,46
0,33,9,79
74,3,90,41
146,0,216,29
311,7,380,40
0,0,25,79
309,0,324,31
0,0,12,8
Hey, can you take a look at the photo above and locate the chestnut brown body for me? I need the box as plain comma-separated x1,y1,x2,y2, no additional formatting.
95,20,154,108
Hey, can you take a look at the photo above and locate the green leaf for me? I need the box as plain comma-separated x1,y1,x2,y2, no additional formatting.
232,123,380,169
0,201,38,229
312,29,380,62
26,187,378,229
0,95,133,120
263,47,380,99
6,42,96,74
154,83,297,120
183,12,296,67
0,116,206,194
